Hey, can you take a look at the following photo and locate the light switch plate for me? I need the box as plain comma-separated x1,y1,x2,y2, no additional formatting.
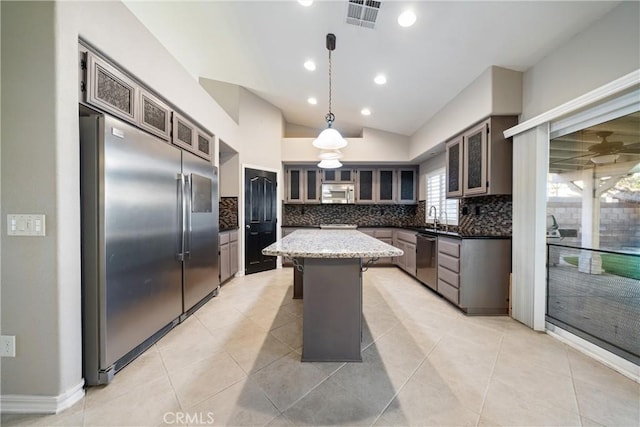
0,335,16,357
7,214,46,236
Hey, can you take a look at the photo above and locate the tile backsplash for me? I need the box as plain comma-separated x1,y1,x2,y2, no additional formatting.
284,195,512,236
458,195,512,235
220,197,238,230
283,203,421,227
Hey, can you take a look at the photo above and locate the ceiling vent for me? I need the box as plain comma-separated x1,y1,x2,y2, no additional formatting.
346,0,381,29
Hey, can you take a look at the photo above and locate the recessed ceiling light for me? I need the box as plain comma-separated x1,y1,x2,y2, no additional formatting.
398,10,416,27
307,97,317,105
298,0,313,6
361,108,371,116
303,60,316,71
374,74,387,85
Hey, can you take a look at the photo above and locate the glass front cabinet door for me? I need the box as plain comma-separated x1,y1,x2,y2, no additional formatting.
446,136,463,198
286,168,304,203
462,120,489,196
303,169,321,203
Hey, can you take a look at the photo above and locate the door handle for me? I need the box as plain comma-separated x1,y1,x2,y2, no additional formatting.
177,173,186,261
246,225,250,229
185,174,192,259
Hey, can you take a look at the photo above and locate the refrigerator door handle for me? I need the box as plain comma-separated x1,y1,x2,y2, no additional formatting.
177,173,186,261
185,174,192,259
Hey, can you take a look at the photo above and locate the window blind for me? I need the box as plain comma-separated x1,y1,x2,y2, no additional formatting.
425,167,458,226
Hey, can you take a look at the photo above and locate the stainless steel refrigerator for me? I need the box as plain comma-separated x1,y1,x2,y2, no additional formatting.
80,113,218,385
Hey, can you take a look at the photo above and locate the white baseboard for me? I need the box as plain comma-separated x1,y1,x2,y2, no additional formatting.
546,322,640,383
0,380,85,414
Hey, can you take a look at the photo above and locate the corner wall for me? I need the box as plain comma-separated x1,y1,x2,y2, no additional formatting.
1,0,239,409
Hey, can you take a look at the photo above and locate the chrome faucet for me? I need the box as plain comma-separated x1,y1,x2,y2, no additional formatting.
440,209,448,232
428,205,438,230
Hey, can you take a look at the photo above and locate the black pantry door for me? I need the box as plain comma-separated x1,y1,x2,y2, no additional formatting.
244,168,277,275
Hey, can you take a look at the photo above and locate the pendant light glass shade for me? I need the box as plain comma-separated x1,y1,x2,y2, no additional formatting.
318,159,343,169
312,128,347,150
318,149,343,160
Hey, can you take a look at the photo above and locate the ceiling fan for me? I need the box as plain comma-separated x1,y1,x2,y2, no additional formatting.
551,131,640,166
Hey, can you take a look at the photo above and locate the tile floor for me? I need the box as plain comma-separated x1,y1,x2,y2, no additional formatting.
3,267,639,426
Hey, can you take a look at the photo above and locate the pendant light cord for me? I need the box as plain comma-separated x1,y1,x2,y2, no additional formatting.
326,45,335,127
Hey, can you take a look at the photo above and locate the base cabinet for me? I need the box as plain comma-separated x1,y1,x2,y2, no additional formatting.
437,236,511,315
394,230,417,276
358,228,395,265
219,229,239,283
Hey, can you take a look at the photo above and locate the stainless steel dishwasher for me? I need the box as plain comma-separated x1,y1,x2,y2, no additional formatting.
416,233,437,291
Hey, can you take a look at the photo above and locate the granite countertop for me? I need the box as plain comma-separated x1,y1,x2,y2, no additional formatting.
262,229,404,259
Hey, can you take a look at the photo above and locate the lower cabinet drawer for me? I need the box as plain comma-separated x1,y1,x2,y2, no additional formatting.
438,239,460,257
438,267,459,289
438,253,459,273
438,279,459,305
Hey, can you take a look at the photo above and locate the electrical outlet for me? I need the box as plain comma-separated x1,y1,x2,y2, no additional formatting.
1,335,16,357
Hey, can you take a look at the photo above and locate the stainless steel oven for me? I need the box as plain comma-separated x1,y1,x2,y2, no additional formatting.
416,233,437,291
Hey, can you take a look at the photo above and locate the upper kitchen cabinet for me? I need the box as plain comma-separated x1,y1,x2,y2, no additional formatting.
304,169,321,203
355,169,375,203
84,51,138,125
446,116,518,198
285,167,321,203
285,168,304,203
397,168,418,204
323,168,355,183
445,136,463,197
139,89,171,141
172,112,213,161
377,169,396,204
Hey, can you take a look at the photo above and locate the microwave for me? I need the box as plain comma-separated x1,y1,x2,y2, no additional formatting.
321,184,355,204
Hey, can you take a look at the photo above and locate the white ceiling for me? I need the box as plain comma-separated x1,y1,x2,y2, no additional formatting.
124,1,619,137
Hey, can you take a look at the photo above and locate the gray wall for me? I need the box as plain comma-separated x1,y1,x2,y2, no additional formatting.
1,0,239,400
521,1,640,120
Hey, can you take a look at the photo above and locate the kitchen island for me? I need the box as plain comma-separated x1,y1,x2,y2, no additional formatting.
262,229,402,362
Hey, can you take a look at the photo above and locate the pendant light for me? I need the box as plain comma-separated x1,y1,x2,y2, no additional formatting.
314,33,347,168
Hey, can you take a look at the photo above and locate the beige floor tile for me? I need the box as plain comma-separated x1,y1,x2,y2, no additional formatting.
169,351,246,409
567,346,640,392
186,379,280,426
195,302,249,333
499,328,572,377
14,268,637,427
85,344,167,407
491,350,579,415
380,368,480,427
154,316,214,351
249,351,335,411
481,377,582,427
225,332,293,374
573,377,640,427
245,305,298,331
279,299,303,318
268,317,303,351
84,375,180,426
158,336,227,374
264,413,296,426
283,375,380,426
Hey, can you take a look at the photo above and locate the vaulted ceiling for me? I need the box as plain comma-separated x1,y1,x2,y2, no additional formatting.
124,1,620,137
